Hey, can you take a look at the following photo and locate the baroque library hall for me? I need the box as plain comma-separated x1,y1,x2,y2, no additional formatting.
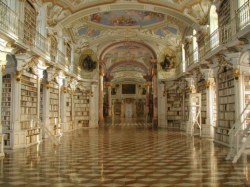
1,0,250,186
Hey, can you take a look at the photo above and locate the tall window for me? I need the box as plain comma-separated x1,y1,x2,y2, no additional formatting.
209,5,219,49
50,35,58,62
192,29,198,63
66,43,71,67
182,44,186,72
24,0,36,46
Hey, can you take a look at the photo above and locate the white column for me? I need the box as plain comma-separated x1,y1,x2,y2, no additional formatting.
106,82,112,117
205,78,216,138
12,71,24,148
153,74,158,126
99,71,104,125
56,73,64,135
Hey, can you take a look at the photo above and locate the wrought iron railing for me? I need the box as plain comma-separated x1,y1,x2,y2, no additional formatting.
0,1,70,68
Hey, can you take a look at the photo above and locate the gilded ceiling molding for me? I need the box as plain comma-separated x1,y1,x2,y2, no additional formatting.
43,0,116,13
59,3,198,29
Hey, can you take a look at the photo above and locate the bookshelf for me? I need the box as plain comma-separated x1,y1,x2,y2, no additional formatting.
66,92,72,125
24,0,36,45
215,68,235,144
181,86,190,131
74,89,89,128
244,76,250,125
40,84,43,122
197,79,207,125
49,82,60,135
26,127,40,145
166,89,182,128
20,72,38,130
1,74,12,146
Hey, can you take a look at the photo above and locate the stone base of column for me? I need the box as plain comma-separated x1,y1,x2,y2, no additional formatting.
99,119,104,126
105,116,112,124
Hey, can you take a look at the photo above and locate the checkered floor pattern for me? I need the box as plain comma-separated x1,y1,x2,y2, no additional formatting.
0,123,250,186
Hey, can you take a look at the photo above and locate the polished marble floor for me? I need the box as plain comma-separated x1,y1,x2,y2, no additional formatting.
1,122,250,187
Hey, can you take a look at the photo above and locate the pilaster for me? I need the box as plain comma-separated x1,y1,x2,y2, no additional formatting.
200,68,216,138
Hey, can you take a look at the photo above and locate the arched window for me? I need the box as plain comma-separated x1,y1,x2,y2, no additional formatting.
209,5,219,49
182,44,186,72
49,35,58,62
24,0,37,46
192,29,198,63
66,43,71,67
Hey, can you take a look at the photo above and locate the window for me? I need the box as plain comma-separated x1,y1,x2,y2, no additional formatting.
24,0,36,46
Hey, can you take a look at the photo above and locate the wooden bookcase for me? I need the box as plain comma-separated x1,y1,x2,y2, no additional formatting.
181,86,190,131
215,68,235,145
244,75,250,125
74,89,89,128
40,84,43,122
1,74,12,146
49,82,60,135
20,72,38,130
66,92,72,125
166,89,182,128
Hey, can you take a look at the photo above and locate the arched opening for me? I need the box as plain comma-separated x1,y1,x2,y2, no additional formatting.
209,5,219,49
192,29,198,63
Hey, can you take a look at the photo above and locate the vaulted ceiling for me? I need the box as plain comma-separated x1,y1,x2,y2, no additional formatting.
45,0,212,83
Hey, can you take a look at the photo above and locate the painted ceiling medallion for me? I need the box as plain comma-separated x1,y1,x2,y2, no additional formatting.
81,55,97,71
90,10,165,27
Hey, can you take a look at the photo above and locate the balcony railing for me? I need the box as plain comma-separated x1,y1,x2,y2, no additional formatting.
0,1,18,36
185,1,250,70
0,1,71,69
236,0,250,30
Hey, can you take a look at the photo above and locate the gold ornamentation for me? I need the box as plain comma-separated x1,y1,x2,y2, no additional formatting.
233,68,240,80
46,82,52,89
15,71,22,81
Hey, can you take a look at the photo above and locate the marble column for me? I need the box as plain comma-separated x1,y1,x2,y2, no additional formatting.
153,74,158,126
99,70,104,125
146,82,151,118
106,82,112,117
201,68,215,138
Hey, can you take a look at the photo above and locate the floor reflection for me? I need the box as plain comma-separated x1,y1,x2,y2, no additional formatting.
0,123,250,186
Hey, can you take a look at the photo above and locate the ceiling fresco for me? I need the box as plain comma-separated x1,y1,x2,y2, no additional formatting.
77,26,101,38
48,0,213,82
90,10,165,27
103,42,153,69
